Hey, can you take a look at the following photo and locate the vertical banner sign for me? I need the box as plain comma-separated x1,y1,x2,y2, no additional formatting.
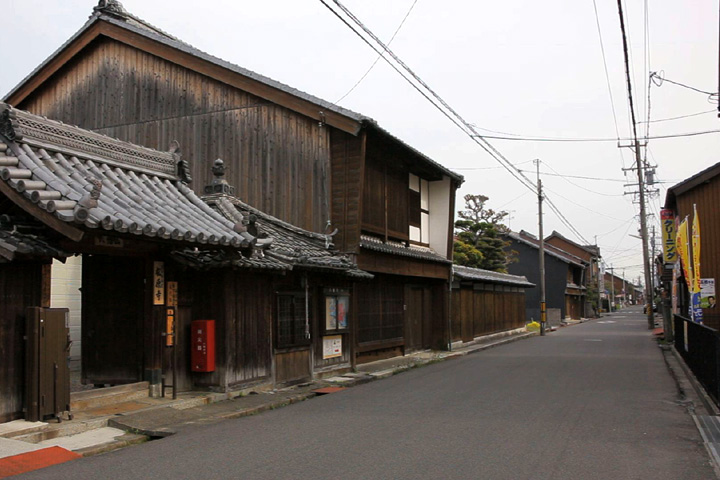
166,281,178,346
676,218,691,290
153,261,165,305
691,205,703,323
660,209,676,264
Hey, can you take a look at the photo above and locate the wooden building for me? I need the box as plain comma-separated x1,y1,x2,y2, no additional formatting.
664,162,720,329
505,231,588,324
450,265,534,345
0,105,366,420
545,231,601,316
2,0,463,364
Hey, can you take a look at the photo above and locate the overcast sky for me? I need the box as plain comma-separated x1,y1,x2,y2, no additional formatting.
1,0,717,284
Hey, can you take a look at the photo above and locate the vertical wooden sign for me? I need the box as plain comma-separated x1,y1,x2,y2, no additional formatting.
166,281,178,346
153,261,165,305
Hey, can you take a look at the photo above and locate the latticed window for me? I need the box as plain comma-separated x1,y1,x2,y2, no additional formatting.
276,293,310,349
356,280,404,344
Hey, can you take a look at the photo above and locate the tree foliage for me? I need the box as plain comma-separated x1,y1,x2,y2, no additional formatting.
453,194,515,272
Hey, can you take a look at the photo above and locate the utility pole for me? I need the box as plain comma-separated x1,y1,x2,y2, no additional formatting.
608,265,616,312
535,159,546,336
622,269,626,307
650,225,656,304
617,0,655,330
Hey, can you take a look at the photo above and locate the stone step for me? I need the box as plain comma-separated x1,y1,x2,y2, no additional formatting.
70,382,149,412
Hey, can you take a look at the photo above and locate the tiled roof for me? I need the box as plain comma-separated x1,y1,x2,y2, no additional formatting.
206,194,373,279
0,227,68,262
170,248,289,272
0,105,252,247
507,231,586,267
453,265,535,287
360,234,452,264
2,1,463,185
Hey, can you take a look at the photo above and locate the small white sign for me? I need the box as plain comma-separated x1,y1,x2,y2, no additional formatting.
323,335,342,359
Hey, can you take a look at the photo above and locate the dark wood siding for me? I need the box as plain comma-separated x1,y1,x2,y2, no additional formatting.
330,130,365,253
18,37,330,232
275,349,311,385
675,176,720,329
451,285,528,342
0,262,44,422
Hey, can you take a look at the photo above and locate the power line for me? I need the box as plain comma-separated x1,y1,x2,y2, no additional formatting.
535,162,626,197
543,186,625,220
519,170,627,183
334,0,418,104
650,71,717,96
472,128,720,142
591,0,628,171
322,0,593,246
319,0,537,193
638,109,716,123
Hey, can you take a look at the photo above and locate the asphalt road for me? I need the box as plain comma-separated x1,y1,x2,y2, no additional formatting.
20,307,716,479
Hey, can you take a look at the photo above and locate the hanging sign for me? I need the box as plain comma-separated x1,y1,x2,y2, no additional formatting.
153,261,165,305
660,209,676,264
691,206,703,323
166,307,175,346
167,281,178,307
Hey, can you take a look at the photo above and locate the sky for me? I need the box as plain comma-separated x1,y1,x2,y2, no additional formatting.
1,0,718,284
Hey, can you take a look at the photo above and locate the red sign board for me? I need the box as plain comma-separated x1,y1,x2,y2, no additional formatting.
191,320,215,372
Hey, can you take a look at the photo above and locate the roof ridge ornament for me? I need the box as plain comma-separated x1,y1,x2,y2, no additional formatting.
169,141,191,184
0,107,21,142
94,0,128,17
204,158,235,196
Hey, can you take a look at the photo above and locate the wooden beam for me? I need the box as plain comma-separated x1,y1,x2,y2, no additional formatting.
0,180,84,242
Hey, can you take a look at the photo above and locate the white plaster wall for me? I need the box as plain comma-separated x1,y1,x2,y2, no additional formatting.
428,176,451,258
50,256,82,368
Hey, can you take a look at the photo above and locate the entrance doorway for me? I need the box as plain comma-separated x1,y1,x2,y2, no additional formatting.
81,255,145,386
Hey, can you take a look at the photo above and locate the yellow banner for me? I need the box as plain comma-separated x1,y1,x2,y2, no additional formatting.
692,205,701,293
677,217,691,289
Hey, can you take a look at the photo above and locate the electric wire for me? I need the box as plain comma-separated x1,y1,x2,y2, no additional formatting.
519,170,627,183
637,109,716,123
320,0,538,193
591,0,627,171
322,0,600,245
334,0,418,104
538,162,625,197
472,129,720,142
543,186,625,220
650,71,717,96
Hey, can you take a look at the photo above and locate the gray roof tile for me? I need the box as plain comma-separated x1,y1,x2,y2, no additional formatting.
0,105,251,247
360,234,452,264
453,265,535,287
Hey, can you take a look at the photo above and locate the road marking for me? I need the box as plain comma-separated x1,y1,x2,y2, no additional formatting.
584,339,603,342
597,321,616,324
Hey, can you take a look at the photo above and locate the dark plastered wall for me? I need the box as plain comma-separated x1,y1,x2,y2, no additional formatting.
506,240,568,322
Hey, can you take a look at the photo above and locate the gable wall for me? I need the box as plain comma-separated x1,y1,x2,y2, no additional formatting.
18,37,331,232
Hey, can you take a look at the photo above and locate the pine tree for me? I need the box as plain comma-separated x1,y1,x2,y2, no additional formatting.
453,194,515,272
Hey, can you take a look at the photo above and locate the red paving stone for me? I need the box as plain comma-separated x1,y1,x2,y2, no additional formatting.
0,446,80,478
313,387,347,395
